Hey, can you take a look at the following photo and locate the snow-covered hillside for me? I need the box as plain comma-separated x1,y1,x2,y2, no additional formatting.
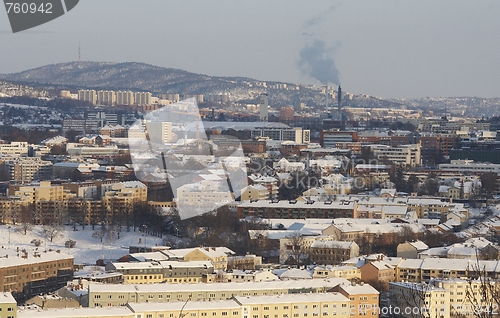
0,225,165,265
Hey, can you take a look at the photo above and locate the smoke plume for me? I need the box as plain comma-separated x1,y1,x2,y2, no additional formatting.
298,39,341,86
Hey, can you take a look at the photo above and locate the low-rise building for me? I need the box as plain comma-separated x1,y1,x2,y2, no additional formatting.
87,279,351,307
397,240,429,259
0,292,16,318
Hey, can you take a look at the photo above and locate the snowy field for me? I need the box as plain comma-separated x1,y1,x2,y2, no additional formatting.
0,225,166,265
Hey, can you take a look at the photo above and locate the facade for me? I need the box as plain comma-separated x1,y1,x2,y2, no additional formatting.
389,282,450,318
0,292,16,318
105,260,214,284
3,157,52,182
397,240,429,259
96,90,116,106
395,258,500,283
145,121,173,144
237,200,355,220
334,283,380,318
240,185,270,201
0,251,74,302
439,160,500,175
359,261,395,284
309,240,360,265
87,279,350,307
251,127,310,144
312,266,361,280
78,90,97,105
371,144,421,167
321,131,358,148
134,92,152,105
116,91,135,105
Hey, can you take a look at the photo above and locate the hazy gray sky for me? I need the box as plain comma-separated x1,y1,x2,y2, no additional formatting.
1,0,500,99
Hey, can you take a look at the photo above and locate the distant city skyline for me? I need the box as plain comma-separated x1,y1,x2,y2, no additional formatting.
1,0,500,99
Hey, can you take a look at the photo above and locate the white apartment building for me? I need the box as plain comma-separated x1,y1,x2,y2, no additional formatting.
116,91,135,105
2,157,53,182
145,121,173,144
97,90,116,105
389,282,450,318
0,142,30,156
371,144,421,166
439,160,500,175
78,89,97,105
176,180,233,206
390,279,499,318
251,127,310,143
134,92,152,105
86,279,351,307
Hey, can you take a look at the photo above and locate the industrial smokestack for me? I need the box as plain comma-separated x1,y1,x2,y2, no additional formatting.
259,93,269,122
337,86,342,110
325,85,329,114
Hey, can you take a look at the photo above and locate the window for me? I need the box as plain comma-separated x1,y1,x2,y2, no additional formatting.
147,315,153,318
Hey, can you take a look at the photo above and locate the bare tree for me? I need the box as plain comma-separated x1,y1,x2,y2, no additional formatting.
389,282,441,318
18,204,35,235
92,224,107,243
42,224,63,242
286,232,310,265
463,260,500,318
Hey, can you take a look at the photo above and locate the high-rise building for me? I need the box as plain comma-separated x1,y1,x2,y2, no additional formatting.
134,92,152,105
145,121,173,143
77,90,97,105
116,91,135,105
97,90,116,106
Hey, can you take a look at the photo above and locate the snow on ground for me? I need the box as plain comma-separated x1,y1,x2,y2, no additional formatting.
0,225,165,265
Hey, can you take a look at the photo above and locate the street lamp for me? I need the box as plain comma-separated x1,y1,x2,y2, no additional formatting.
7,226,11,249
142,225,147,252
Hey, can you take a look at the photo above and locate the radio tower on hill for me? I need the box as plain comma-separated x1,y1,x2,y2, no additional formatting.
78,42,81,62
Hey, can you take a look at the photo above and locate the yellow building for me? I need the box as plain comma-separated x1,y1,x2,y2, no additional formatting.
14,181,75,205
105,262,164,285
0,292,16,318
389,282,451,318
435,278,499,318
335,283,380,318
87,279,351,307
312,266,361,280
165,247,234,271
18,293,352,318
240,185,270,201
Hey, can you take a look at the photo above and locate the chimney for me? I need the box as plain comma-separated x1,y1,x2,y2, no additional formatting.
337,86,342,110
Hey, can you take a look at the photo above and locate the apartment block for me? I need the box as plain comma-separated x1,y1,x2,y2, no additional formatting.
87,279,351,307
0,292,16,318
97,90,116,106
371,144,421,167
116,91,135,105
3,157,52,182
0,251,74,302
134,92,152,105
78,90,97,105
389,282,450,318
105,260,214,284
